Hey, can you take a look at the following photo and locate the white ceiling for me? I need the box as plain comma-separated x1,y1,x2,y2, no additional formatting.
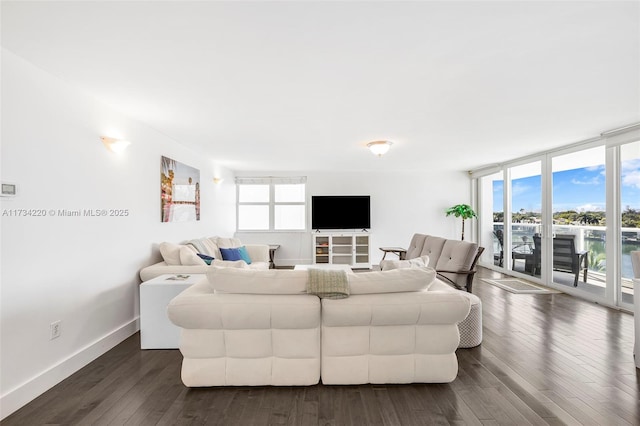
2,1,639,172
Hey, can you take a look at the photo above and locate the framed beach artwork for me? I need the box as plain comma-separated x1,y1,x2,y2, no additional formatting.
161,156,200,222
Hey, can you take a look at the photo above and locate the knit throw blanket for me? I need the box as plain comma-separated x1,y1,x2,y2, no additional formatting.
188,239,210,256
306,269,350,299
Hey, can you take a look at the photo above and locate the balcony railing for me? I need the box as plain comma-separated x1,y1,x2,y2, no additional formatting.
491,222,638,295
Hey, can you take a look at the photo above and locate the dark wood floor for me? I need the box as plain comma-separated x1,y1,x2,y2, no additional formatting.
4,268,639,425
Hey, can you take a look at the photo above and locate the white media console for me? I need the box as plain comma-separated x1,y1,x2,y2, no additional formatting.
312,232,371,269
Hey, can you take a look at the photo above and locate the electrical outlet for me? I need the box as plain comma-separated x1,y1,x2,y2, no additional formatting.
50,321,61,340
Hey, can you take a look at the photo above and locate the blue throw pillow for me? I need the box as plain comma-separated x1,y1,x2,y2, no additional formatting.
197,253,215,265
220,246,252,264
219,247,241,261
237,246,252,264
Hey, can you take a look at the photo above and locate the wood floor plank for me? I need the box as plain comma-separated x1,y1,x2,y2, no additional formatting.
372,387,403,426
357,385,385,426
3,267,639,425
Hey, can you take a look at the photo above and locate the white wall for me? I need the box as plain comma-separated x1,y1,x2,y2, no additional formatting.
0,49,236,419
236,170,471,266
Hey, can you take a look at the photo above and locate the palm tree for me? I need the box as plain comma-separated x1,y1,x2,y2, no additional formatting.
446,204,477,241
577,212,599,226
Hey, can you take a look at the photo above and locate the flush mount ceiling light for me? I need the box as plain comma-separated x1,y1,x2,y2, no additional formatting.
101,136,131,153
367,140,393,157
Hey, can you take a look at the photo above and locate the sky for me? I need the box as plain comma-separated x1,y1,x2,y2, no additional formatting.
493,159,640,213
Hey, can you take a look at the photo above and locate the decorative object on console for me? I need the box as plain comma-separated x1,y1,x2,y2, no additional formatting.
445,204,477,240
161,156,200,222
100,136,131,153
366,140,393,157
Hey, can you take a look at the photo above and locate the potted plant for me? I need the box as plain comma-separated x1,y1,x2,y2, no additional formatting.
446,204,477,241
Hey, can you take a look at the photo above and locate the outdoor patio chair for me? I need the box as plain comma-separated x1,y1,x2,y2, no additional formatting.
553,234,588,286
532,234,588,286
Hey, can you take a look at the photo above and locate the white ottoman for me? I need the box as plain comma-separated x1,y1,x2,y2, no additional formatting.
457,292,483,348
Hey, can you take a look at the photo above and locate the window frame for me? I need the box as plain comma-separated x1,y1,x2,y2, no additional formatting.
471,123,640,312
236,177,307,232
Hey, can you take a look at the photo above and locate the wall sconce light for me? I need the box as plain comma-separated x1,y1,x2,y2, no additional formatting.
367,140,393,157
101,136,131,153
213,177,224,184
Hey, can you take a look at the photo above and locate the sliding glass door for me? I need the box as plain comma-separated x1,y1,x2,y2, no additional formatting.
551,147,607,298
508,162,542,277
478,171,504,268
476,130,639,310
620,140,640,310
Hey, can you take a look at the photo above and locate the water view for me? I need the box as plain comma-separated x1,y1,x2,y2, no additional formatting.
493,157,640,280
496,224,639,279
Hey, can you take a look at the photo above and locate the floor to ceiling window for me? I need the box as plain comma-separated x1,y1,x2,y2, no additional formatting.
551,147,607,298
474,124,640,310
620,140,640,308
478,171,504,268
509,162,542,277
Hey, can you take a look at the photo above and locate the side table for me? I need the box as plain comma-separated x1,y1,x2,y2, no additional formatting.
379,247,407,261
268,244,280,269
139,274,205,349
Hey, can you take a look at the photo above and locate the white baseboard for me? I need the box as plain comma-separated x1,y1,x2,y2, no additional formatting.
0,317,140,420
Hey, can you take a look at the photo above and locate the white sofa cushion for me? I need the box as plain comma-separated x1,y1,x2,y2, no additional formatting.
348,267,436,294
320,290,470,384
167,282,321,386
379,255,429,271
206,268,308,294
211,259,246,268
159,242,182,265
210,236,242,248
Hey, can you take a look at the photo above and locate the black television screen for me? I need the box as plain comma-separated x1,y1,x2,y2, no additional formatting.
311,196,371,230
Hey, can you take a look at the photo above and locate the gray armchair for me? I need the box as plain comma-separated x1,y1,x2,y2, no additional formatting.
402,234,485,293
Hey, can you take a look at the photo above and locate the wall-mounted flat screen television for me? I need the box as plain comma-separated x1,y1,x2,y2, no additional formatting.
311,195,371,230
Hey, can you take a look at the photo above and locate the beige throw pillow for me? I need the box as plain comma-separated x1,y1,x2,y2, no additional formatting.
206,268,308,294
179,246,206,265
379,255,430,271
349,267,436,294
211,259,247,268
159,242,182,265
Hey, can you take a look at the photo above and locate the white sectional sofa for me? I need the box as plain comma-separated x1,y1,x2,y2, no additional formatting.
167,269,321,386
139,236,270,282
321,278,470,384
167,267,471,387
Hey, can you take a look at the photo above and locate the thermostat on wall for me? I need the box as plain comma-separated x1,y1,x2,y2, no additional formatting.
1,182,17,197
